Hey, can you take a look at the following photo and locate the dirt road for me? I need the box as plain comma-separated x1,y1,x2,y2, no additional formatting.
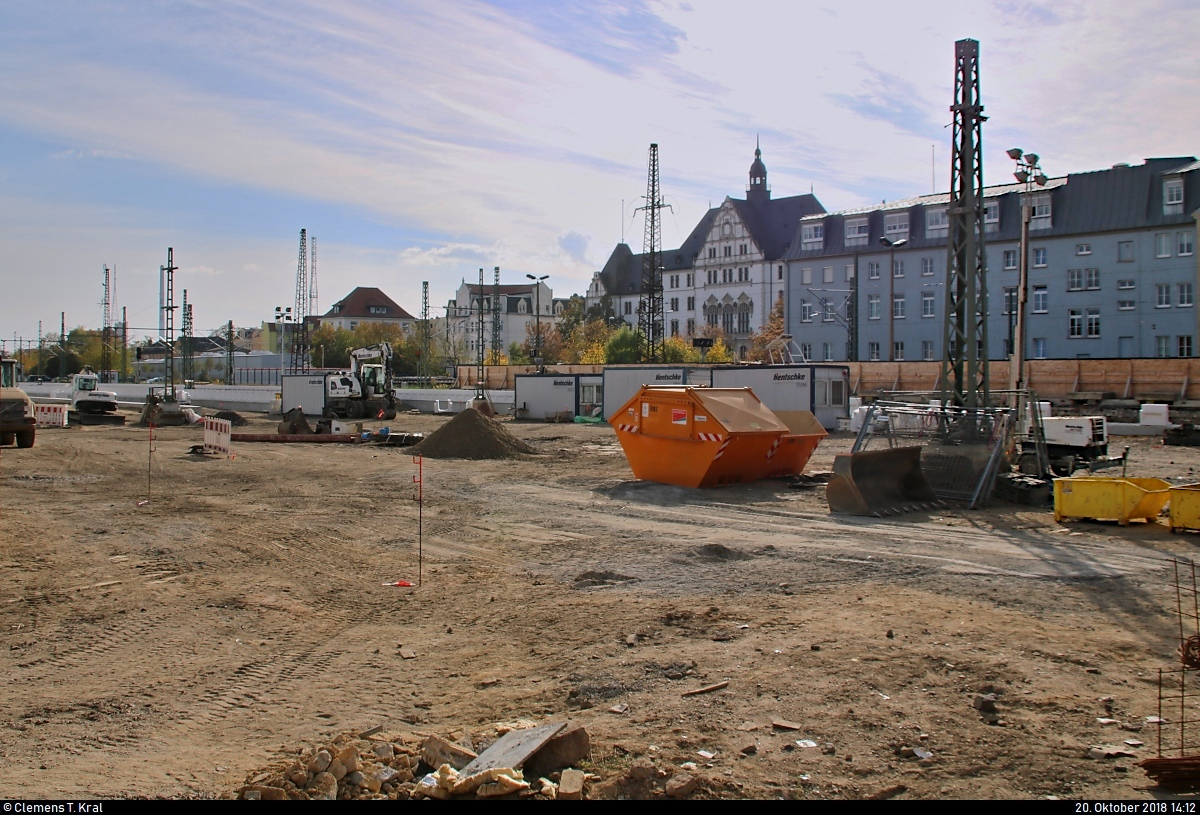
2,413,1199,799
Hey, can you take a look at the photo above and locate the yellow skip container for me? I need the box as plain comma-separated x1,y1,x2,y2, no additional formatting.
1169,484,1200,533
1053,477,1171,525
609,386,826,489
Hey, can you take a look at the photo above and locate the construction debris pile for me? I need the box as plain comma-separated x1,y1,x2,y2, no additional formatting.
213,410,248,427
234,721,593,801
408,408,534,460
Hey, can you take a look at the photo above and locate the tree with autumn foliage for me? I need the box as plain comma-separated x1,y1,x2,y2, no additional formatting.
746,293,785,362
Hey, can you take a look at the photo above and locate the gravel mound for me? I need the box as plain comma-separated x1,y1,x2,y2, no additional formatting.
407,408,535,460
213,410,248,426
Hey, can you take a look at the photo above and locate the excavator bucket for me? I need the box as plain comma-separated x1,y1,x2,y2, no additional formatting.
277,407,314,435
826,447,939,516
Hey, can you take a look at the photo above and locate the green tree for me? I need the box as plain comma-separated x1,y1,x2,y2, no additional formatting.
662,335,700,363
556,294,588,344
604,324,641,363
508,341,531,365
706,336,735,364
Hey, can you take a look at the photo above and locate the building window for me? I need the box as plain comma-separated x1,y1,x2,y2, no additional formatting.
893,342,905,361
1003,287,1017,315
1033,248,1047,267
822,266,834,284
801,224,823,249
777,265,784,281
1118,300,1135,311
722,309,734,333
687,318,695,335
984,200,1000,230
867,261,880,280
1181,283,1195,307
892,294,905,319
1076,243,1092,256
1003,250,1018,270
1180,232,1195,257
1118,279,1135,290
926,207,948,235
801,268,812,285
737,308,751,333
1069,310,1083,338
1157,284,1172,308
687,273,693,286
800,342,812,361
1157,233,1172,258
670,297,679,312
1068,269,1083,291
1033,338,1047,359
867,295,880,320
1158,336,1171,357
1182,336,1195,358
724,245,732,257
822,343,833,362
708,247,717,259
845,264,855,281
893,259,904,278
739,244,748,255
623,301,632,315
884,213,909,240
868,341,881,361
369,305,388,314
1118,241,1135,262
1165,179,1184,214
1086,309,1100,338
845,217,869,246
1033,286,1048,313
801,300,814,322
922,340,935,360
670,319,679,337
921,257,934,276
1086,268,1100,290
822,298,835,322
686,296,694,310
1030,194,1052,229
922,291,935,317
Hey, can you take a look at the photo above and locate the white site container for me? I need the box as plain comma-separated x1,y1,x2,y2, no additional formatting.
1140,404,1171,426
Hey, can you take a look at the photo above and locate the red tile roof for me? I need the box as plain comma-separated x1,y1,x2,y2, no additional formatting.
323,287,414,320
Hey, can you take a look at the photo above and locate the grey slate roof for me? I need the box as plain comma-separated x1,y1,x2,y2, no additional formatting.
784,157,1199,261
596,207,719,297
732,193,826,259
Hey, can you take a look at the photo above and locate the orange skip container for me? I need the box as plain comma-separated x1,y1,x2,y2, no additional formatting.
609,386,827,488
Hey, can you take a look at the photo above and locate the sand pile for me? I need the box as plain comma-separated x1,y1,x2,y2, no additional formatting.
408,408,534,460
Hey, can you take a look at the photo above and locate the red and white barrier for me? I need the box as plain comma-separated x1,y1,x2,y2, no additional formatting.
34,404,68,427
203,417,233,456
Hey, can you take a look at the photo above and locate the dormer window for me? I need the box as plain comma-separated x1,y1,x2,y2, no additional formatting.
845,217,869,247
518,299,528,314
368,305,388,314
983,200,1000,232
801,223,824,249
884,213,909,241
1030,194,1052,230
1165,178,1184,215
925,207,948,237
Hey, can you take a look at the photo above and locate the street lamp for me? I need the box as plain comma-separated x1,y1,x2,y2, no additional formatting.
274,306,292,367
525,274,549,363
879,236,907,361
1006,148,1048,396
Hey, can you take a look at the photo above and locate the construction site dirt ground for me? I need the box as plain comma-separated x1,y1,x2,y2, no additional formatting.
6,413,1200,800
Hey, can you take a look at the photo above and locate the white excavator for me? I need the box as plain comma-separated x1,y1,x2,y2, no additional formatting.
322,343,398,420
68,368,126,425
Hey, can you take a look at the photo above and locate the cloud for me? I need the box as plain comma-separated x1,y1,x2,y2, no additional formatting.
556,230,592,265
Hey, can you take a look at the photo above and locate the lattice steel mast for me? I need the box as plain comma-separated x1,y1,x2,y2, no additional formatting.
475,268,485,399
308,235,319,322
638,143,668,363
940,38,990,409
161,248,178,399
419,281,431,386
289,229,310,373
100,265,113,382
180,289,193,384
491,266,501,364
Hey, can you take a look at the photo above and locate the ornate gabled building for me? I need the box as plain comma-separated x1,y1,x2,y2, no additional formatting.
588,144,826,358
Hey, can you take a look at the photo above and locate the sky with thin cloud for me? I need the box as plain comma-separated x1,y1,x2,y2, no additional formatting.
1,0,1196,344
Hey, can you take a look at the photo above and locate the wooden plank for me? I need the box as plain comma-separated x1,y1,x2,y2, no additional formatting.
681,680,729,697
457,722,566,776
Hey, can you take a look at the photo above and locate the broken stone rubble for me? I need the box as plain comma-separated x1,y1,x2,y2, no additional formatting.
235,721,593,800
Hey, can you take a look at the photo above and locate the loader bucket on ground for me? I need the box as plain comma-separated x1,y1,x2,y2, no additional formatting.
826,447,939,515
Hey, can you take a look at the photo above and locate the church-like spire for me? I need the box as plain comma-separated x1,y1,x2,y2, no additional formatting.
747,137,769,205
